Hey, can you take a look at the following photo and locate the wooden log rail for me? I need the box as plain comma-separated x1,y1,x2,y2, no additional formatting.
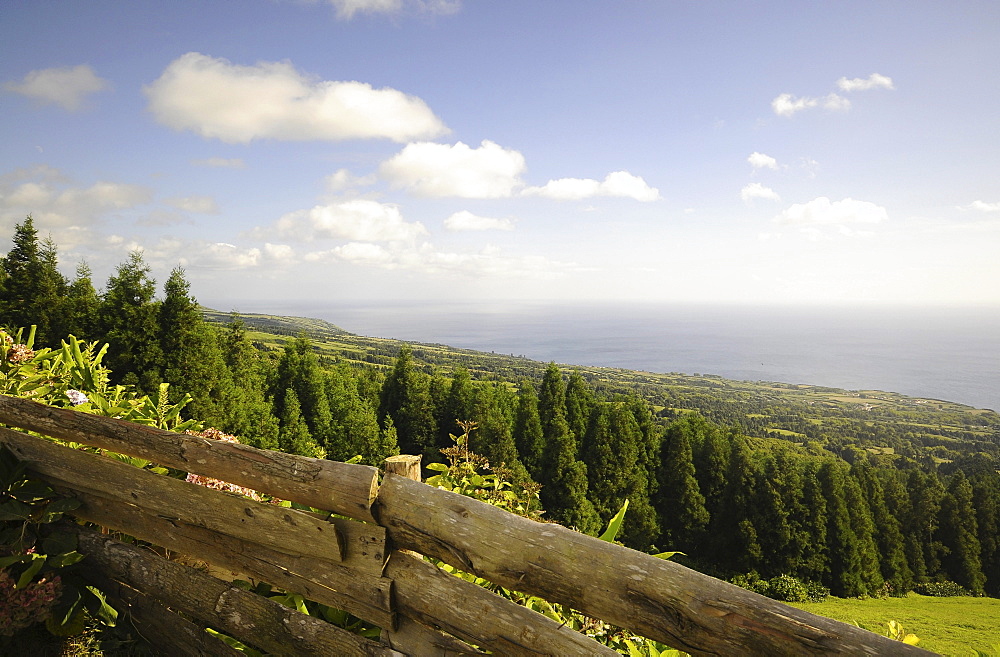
0,394,930,656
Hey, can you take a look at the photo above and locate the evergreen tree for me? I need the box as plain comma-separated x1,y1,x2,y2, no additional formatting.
971,473,1000,596
278,388,323,458
853,462,912,594
513,380,544,479
938,471,986,593
656,416,709,554
64,262,100,339
215,315,280,450
325,363,394,464
438,366,475,449
689,414,730,518
100,250,163,392
472,383,528,483
564,370,595,452
0,217,67,346
798,461,829,583
903,470,946,582
159,267,225,421
538,407,601,535
712,433,762,572
272,336,334,449
378,345,437,459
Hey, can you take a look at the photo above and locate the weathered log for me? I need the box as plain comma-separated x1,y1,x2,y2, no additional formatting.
72,527,404,657
0,394,378,522
83,567,242,657
52,481,396,630
384,454,421,480
0,428,390,572
375,474,931,656
385,551,618,656
381,614,485,657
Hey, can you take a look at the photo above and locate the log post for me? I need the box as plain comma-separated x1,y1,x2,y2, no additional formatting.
383,454,422,482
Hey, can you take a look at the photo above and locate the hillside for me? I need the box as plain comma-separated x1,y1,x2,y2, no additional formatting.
202,307,1000,469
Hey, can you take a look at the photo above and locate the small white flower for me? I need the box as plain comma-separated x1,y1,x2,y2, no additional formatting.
66,389,89,406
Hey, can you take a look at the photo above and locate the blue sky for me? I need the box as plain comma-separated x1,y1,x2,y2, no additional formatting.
2,0,999,308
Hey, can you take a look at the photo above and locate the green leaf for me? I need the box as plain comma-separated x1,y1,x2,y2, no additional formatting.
424,462,449,472
85,585,118,626
0,499,32,521
47,605,87,637
42,532,78,555
16,553,46,589
48,550,86,567
651,550,685,560
46,497,83,514
11,479,55,501
598,499,629,542
0,553,32,568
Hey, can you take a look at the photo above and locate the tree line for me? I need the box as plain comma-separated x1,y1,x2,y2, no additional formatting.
2,216,998,598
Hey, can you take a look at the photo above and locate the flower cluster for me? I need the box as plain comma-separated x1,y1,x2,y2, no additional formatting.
65,389,89,406
0,570,62,636
6,343,34,365
183,429,268,502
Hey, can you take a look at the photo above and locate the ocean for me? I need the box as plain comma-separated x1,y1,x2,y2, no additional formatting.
223,300,1000,412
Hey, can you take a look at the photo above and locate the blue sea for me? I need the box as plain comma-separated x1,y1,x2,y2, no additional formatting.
222,300,1000,412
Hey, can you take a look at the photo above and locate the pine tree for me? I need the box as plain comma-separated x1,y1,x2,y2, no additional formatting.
853,462,912,594
378,345,437,459
216,315,280,450
971,473,1000,596
798,461,829,584
689,414,730,518
538,408,601,535
64,262,100,339
278,388,323,458
472,383,528,483
656,416,709,554
903,470,946,582
514,380,544,479
100,250,163,392
438,366,475,449
272,336,334,449
564,370,594,450
0,217,67,346
712,433,762,572
939,471,986,593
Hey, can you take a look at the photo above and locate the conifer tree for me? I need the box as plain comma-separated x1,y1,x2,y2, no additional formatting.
272,336,334,449
852,461,912,593
472,383,528,483
278,388,323,458
712,433,762,572
325,363,393,464
798,461,829,583
64,262,100,339
656,416,709,553
939,471,986,593
971,473,1000,595
100,250,163,392
216,316,280,450
538,407,601,535
0,217,66,346
903,469,946,582
689,414,730,518
438,366,475,449
378,345,437,459
514,380,544,479
565,370,595,451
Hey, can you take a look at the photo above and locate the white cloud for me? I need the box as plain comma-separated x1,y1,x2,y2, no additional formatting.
837,73,895,92
379,140,526,198
5,64,110,111
327,0,461,19
741,183,780,203
192,157,245,168
165,196,219,214
771,93,850,117
444,210,514,231
267,199,428,242
775,197,888,227
748,152,778,171
964,200,1000,213
0,170,152,234
523,171,660,202
325,168,377,192
144,52,448,143
306,240,574,278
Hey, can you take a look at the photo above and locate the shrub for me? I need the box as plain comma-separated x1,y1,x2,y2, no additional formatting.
912,581,971,597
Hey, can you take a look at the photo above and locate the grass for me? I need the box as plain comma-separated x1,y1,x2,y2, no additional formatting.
788,594,1000,656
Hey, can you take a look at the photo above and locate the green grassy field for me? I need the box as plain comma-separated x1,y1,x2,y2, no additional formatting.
789,594,1000,656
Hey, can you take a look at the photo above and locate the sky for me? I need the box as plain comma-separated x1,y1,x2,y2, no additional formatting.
2,0,999,309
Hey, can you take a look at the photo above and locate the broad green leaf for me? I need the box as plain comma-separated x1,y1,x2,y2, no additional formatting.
425,462,449,472
16,553,46,589
598,499,629,542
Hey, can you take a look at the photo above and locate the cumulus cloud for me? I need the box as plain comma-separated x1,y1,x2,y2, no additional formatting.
741,183,780,203
748,152,778,171
0,169,152,233
775,197,888,227
327,0,461,19
964,200,1000,212
192,157,245,168
379,140,526,198
5,64,110,111
523,171,660,202
444,210,514,231
325,168,377,193
165,196,219,214
144,52,448,143
265,199,428,242
306,241,574,278
837,73,895,92
771,93,850,117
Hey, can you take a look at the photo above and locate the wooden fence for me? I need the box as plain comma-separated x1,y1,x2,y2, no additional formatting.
0,394,929,656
